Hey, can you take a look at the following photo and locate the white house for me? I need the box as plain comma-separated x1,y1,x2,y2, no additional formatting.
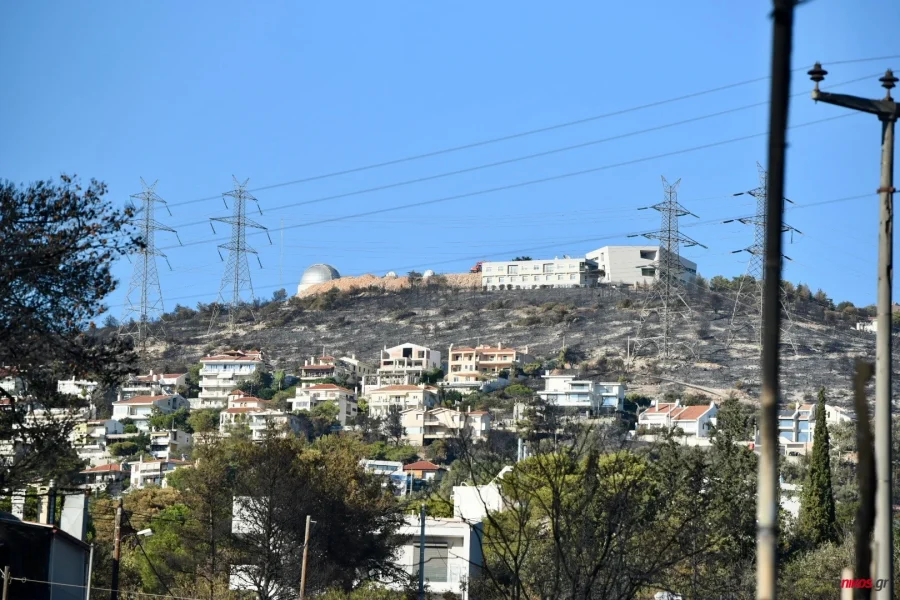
0,368,24,398
297,354,374,388
79,463,129,493
111,394,189,432
824,404,855,425
452,466,512,523
196,350,264,409
289,384,357,425
149,429,193,460
390,515,482,600
119,370,186,401
481,257,599,290
362,343,441,394
586,245,698,287
538,371,625,416
401,407,491,446
366,384,438,418
128,456,190,489
57,377,99,398
71,419,124,466
637,400,718,438
855,318,877,334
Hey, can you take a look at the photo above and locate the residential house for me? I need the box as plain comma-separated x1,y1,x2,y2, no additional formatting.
366,384,438,418
0,368,24,398
637,400,719,438
57,376,98,398
855,318,877,334
825,404,855,425
452,466,513,522
195,350,265,409
219,392,301,441
149,429,193,460
79,462,128,493
403,460,446,482
481,257,599,290
777,403,816,445
289,384,358,425
360,459,404,476
111,393,189,431
297,354,374,388
71,419,124,466
389,516,482,600
360,459,412,495
119,370,186,401
538,371,625,416
128,456,191,489
400,407,491,446
585,245,698,287
444,343,532,393
362,343,441,394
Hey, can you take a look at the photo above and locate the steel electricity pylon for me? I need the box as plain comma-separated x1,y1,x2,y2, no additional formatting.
119,178,181,358
724,163,801,354
628,176,707,359
208,177,272,334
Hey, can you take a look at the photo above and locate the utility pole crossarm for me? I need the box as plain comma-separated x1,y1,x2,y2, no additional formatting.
811,90,891,116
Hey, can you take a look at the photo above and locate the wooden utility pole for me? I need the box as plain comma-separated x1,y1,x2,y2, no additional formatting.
299,515,312,599
757,1,796,599
110,499,123,600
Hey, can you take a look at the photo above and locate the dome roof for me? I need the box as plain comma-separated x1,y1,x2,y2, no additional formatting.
385,271,397,278
423,270,435,278
300,264,340,286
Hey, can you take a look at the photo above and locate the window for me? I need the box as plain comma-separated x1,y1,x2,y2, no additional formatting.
570,274,576,280
543,263,555,273
533,264,540,271
507,265,519,275
640,250,657,260
414,544,449,583
557,274,563,280
510,276,519,282
641,268,656,277
499,276,506,283
485,266,492,272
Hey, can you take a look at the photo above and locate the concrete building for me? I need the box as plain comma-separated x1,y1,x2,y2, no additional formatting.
403,460,446,482
119,370,186,401
637,400,718,438
297,354,374,388
481,257,599,290
71,419,124,466
128,456,190,489
0,368,24,398
56,377,98,398
79,462,128,493
452,466,513,522
289,383,358,425
219,392,301,441
778,403,816,444
297,263,340,295
538,371,625,416
586,245,698,287
196,350,264,409
366,384,439,418
855,318,877,334
390,515,482,600
149,429,193,460
445,343,532,392
111,393,189,431
362,343,442,394
401,407,491,446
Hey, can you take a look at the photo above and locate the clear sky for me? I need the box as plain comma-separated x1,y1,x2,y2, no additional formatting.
2,1,898,315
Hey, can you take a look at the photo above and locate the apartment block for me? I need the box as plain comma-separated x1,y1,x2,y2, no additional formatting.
128,456,190,489
366,384,438,418
400,407,491,446
538,371,625,416
586,245,698,287
119,370,186,401
297,354,375,388
111,394,189,431
196,350,264,409
362,343,441,394
445,343,532,392
288,383,358,425
481,257,599,290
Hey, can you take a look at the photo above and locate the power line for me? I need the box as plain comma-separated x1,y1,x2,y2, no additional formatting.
162,55,900,210
158,112,858,253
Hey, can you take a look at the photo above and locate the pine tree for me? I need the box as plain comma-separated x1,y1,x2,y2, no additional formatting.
798,387,837,546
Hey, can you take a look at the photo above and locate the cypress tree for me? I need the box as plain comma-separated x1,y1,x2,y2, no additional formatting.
798,387,837,546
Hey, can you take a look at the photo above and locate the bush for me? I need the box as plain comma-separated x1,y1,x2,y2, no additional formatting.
616,298,634,309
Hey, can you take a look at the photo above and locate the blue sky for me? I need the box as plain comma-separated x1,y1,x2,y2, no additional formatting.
2,1,898,315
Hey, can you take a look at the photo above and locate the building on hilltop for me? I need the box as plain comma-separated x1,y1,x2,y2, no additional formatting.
56,376,99,398
444,343,532,393
366,384,438,418
128,456,191,489
289,383,357,425
481,257,599,290
400,407,491,446
196,350,264,409
538,371,625,417
585,245,698,287
297,263,340,295
362,343,441,394
70,419,124,466
111,393,189,432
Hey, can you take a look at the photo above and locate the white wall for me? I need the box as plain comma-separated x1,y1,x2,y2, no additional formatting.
587,245,698,286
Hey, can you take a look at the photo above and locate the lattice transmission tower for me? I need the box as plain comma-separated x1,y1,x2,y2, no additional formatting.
724,163,801,354
629,177,707,359
119,178,181,358
208,177,272,334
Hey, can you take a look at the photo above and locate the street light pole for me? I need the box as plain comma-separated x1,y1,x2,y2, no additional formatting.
809,63,899,600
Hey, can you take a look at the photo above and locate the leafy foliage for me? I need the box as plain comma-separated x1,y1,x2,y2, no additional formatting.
798,388,837,547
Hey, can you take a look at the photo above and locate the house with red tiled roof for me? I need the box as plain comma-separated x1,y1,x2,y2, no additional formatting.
400,407,491,446
366,384,439,418
403,460,446,482
196,350,265,409
297,353,375,390
79,462,128,492
111,393,189,431
289,384,358,425
637,399,718,438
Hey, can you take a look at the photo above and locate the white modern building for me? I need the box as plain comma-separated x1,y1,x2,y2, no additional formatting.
637,400,718,438
481,257,599,290
149,429,193,460
390,516,482,600
0,368,24,398
297,354,374,388
119,371,186,401
111,393,189,431
586,245,698,287
57,377,99,398
538,371,625,416
362,343,441,394
128,456,191,489
366,384,439,418
71,419,124,466
452,466,512,522
196,350,265,409
288,384,358,425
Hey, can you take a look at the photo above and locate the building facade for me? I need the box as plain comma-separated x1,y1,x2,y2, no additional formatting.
445,344,531,392
538,371,625,415
400,407,491,446
57,377,99,398
297,354,374,388
196,350,264,409
128,457,190,489
366,384,438,418
586,245,698,287
289,384,358,425
149,429,193,460
119,370,186,401
362,343,442,394
481,257,599,290
637,400,718,438
111,394,189,431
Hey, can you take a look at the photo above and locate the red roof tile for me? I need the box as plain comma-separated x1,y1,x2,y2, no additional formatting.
114,394,176,405
403,460,443,472
81,463,124,473
303,384,354,393
670,405,714,421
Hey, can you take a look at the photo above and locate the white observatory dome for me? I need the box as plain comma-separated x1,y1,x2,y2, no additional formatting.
385,271,398,278
423,270,435,278
297,264,341,294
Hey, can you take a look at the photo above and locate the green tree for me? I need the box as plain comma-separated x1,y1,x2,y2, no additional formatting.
109,441,140,457
123,423,139,434
147,406,192,432
310,400,340,423
503,384,534,398
714,394,755,441
798,388,836,546
0,175,138,489
187,408,221,433
386,407,404,447
177,363,202,399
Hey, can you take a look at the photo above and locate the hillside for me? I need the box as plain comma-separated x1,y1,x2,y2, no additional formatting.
138,280,887,408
